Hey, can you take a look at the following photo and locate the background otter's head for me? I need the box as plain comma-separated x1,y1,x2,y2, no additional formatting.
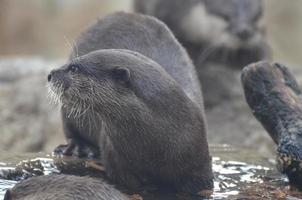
135,0,269,67
181,0,265,50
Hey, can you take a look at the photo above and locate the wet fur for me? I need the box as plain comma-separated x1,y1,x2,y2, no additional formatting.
4,175,129,200
48,12,213,193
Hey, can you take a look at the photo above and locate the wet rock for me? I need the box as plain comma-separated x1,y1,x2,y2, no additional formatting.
242,61,302,190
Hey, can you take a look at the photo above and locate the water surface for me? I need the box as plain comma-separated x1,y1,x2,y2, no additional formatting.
1,145,301,200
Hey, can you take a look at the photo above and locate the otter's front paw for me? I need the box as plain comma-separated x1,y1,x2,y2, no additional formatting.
53,143,100,159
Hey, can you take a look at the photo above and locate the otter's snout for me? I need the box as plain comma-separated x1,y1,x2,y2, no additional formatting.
47,69,56,82
47,68,70,92
234,26,253,41
48,69,64,83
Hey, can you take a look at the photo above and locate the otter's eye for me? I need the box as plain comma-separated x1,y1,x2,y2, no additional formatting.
69,65,79,73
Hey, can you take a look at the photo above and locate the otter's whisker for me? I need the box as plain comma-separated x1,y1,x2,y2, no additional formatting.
64,35,78,59
46,83,63,108
71,38,79,58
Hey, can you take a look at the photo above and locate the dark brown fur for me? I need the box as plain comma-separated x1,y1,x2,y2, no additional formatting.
48,12,213,194
4,175,129,200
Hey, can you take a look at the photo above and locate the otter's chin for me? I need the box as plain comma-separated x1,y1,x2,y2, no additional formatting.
47,82,66,105
218,30,264,50
222,37,259,50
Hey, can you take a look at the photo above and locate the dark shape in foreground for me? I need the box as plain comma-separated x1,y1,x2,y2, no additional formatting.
4,175,129,200
241,61,302,190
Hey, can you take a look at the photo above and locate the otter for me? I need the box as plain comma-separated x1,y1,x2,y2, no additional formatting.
241,61,302,190
4,175,129,200
48,12,213,195
134,0,271,107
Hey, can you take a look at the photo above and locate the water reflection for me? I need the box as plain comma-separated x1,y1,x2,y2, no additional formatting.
0,179,16,198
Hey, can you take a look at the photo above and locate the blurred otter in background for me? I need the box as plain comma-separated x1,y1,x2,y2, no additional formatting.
135,0,271,107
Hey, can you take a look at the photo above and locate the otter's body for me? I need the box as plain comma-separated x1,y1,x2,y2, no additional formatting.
49,12,213,194
135,0,270,107
4,175,129,200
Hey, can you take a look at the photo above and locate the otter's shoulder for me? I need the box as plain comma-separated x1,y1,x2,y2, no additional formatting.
73,11,181,61
98,11,167,28
94,11,177,42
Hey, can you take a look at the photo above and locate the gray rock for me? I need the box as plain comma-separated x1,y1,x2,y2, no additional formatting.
0,58,64,152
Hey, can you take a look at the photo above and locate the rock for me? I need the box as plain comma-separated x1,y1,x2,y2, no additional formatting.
242,61,302,190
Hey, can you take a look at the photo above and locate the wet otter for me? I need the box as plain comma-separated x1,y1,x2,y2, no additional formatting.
48,12,213,194
4,175,129,200
135,0,271,107
241,61,302,190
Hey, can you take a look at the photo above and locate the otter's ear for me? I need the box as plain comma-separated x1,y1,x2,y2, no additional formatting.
112,67,130,83
4,189,12,200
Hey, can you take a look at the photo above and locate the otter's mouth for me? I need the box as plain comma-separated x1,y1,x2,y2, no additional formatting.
217,29,263,49
47,69,71,105
47,81,65,105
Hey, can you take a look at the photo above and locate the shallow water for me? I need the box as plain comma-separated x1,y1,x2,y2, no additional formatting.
0,145,301,200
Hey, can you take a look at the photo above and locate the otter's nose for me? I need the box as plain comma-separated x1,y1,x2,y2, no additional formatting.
235,27,253,41
47,74,52,82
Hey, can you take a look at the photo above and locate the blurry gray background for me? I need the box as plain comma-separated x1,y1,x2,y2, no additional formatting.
1,0,301,65
0,0,302,156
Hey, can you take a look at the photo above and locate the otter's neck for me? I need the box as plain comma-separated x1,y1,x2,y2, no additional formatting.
183,40,268,69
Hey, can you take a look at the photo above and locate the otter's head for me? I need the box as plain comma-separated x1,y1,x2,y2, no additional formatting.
47,49,134,118
182,0,265,49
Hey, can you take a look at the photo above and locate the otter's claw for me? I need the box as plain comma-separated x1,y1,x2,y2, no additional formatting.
54,142,100,159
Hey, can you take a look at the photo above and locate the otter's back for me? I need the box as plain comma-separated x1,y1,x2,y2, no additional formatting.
5,175,128,200
72,12,204,109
